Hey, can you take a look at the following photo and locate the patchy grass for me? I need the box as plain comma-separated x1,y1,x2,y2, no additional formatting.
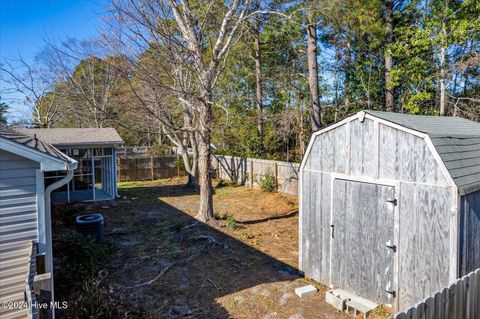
359,305,392,319
118,177,187,204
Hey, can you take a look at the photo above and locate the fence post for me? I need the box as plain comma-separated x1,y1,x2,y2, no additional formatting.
130,159,135,181
274,162,279,192
116,158,120,182
250,160,254,187
175,154,180,176
150,157,154,180
230,156,235,184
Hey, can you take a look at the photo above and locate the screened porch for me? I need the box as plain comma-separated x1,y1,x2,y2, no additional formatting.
45,147,118,202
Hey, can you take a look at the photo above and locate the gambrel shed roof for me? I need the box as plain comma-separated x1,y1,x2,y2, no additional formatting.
365,111,480,195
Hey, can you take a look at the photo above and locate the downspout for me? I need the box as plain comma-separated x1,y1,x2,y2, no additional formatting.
114,147,120,198
44,165,76,318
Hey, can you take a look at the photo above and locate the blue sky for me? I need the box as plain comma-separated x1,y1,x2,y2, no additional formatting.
0,0,107,121
1,0,106,62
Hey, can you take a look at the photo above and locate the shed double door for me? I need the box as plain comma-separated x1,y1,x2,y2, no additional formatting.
330,179,396,305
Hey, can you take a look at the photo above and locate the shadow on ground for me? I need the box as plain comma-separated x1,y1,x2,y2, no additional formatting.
106,202,300,318
55,180,345,319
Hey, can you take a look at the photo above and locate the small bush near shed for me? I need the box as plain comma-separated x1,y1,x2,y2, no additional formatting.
259,171,276,192
226,215,238,230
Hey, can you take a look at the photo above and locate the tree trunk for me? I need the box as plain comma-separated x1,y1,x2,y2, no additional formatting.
183,113,199,187
306,11,321,131
384,0,394,112
439,17,447,115
344,41,352,112
253,15,263,138
196,92,214,222
187,131,199,187
299,103,305,155
440,45,446,115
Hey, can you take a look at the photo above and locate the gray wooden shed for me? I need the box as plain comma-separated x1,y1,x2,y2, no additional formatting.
299,110,480,312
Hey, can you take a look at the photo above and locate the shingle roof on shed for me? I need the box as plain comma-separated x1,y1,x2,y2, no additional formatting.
14,127,124,147
0,126,75,164
365,110,480,195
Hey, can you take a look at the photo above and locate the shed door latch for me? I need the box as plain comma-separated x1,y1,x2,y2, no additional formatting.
386,290,396,298
330,224,335,238
387,199,397,206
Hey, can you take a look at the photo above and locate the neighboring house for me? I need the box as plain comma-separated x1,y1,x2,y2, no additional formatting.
299,110,480,312
0,128,77,319
15,128,124,202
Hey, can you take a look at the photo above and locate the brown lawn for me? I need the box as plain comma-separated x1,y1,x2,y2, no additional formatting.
53,177,389,319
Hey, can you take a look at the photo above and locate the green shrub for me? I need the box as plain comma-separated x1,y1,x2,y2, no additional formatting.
57,232,115,290
226,215,238,230
59,277,146,319
52,203,85,229
259,171,276,192
175,157,185,169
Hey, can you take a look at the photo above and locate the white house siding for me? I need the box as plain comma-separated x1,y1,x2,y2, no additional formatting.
0,150,39,319
300,118,456,311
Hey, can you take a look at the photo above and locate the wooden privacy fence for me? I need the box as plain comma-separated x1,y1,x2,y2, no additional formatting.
212,155,300,195
392,268,480,319
117,156,183,181
116,154,300,195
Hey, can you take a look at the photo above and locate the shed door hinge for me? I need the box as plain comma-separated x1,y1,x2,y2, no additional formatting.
387,199,397,206
386,243,397,252
386,290,396,298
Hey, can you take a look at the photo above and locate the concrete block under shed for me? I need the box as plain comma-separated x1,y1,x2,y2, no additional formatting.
325,290,346,311
325,289,378,316
294,285,317,298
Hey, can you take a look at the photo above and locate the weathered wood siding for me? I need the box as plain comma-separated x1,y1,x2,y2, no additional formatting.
0,150,39,318
300,171,331,283
300,117,455,311
331,180,396,305
303,118,448,185
398,183,452,308
459,191,480,276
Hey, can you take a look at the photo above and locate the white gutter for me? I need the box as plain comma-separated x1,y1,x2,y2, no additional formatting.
44,167,76,319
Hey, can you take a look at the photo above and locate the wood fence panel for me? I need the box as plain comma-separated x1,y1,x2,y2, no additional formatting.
118,154,299,195
117,156,182,182
392,268,480,319
213,155,299,195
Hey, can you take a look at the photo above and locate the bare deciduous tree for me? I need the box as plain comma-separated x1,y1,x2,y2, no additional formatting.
305,1,321,131
1,56,65,127
106,0,252,221
384,0,394,112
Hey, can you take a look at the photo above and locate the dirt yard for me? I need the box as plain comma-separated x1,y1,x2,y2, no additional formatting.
54,177,390,319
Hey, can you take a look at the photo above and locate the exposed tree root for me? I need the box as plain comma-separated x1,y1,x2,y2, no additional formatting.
122,236,218,289
187,235,223,246
181,221,199,231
